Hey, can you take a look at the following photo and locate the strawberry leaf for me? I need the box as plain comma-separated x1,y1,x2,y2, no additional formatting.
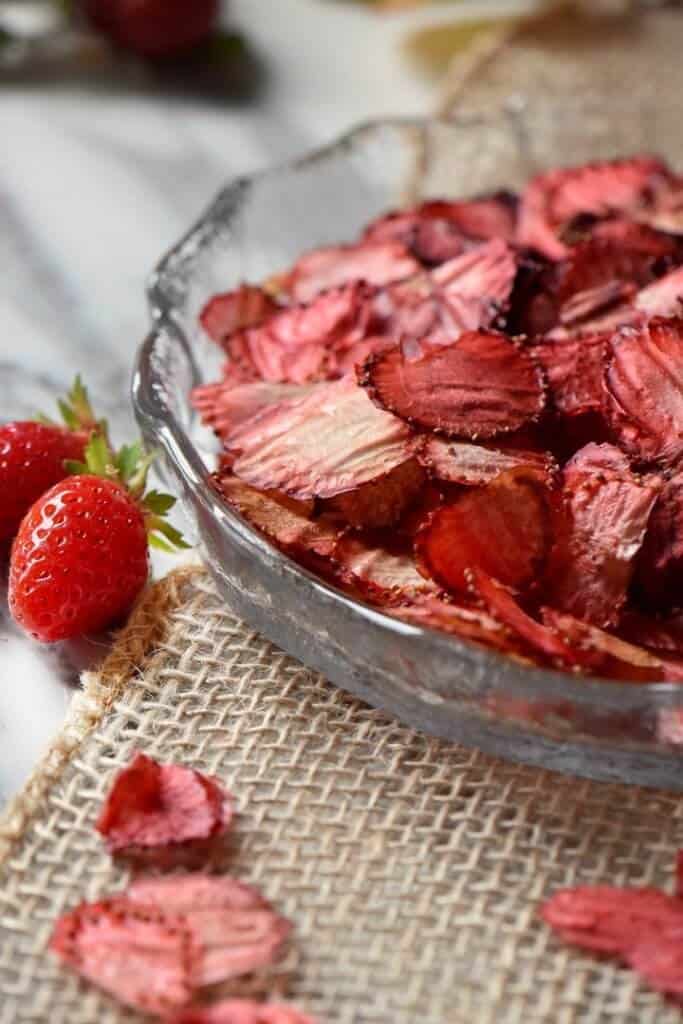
143,490,176,516
147,515,191,552
115,442,144,486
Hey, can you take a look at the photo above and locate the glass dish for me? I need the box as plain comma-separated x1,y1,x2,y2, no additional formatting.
133,105,683,789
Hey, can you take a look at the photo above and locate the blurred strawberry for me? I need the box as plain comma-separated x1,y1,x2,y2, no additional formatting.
82,0,219,59
0,377,99,548
9,433,188,642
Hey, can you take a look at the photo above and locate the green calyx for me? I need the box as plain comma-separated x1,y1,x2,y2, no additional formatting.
62,396,189,554
36,375,103,437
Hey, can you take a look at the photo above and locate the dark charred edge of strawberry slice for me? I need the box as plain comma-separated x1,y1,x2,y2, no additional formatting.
358,334,547,441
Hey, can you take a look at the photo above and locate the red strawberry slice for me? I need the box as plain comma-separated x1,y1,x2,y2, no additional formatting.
542,886,683,955
223,282,377,385
360,330,545,438
191,381,316,445
322,457,425,529
381,240,517,354
415,467,553,598
96,752,232,861
331,532,439,606
468,570,580,667
389,595,515,655
603,317,683,466
542,609,683,681
50,897,198,1014
532,334,608,417
634,264,683,318
548,443,661,628
169,1001,317,1024
227,377,418,501
127,875,291,987
285,241,420,303
200,286,279,348
212,474,342,570
363,193,518,258
419,436,556,486
635,470,683,609
517,156,672,259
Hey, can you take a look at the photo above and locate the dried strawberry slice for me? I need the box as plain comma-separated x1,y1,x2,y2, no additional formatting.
635,470,683,608
331,532,439,606
192,382,316,445
50,897,198,1014
96,753,232,860
627,933,683,998
548,444,661,628
603,317,683,466
389,595,514,655
582,217,683,255
634,265,683,318
542,608,683,681
415,467,553,597
169,1001,317,1024
127,875,291,987
470,570,579,667
361,330,544,438
286,241,420,303
212,474,342,569
542,885,683,955
419,436,556,486
322,457,425,529
517,156,672,259
409,219,469,265
228,377,418,501
381,241,518,355
532,334,608,417
200,286,279,347
363,194,518,263
224,282,376,384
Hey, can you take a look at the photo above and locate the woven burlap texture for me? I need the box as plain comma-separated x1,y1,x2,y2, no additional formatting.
2,569,683,1024
438,8,683,121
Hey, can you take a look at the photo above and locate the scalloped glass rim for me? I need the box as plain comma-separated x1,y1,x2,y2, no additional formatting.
133,111,683,787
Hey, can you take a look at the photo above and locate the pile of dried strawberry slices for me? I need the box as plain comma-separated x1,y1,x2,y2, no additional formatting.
192,154,683,684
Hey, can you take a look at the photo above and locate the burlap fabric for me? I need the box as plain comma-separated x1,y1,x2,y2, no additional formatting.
2,566,683,1023
438,7,683,122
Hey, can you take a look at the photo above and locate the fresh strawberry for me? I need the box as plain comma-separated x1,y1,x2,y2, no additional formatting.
9,434,187,642
0,377,99,548
83,0,219,59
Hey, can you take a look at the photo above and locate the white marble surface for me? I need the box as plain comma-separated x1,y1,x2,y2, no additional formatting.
0,0,524,805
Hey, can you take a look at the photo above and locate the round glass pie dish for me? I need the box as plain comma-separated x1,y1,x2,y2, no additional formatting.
133,107,683,789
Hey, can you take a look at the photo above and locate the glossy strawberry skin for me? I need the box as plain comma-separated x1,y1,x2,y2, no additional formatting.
9,476,149,642
0,422,86,547
84,0,218,58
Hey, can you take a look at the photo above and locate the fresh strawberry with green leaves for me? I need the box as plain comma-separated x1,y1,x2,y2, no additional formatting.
0,377,101,548
9,433,188,643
